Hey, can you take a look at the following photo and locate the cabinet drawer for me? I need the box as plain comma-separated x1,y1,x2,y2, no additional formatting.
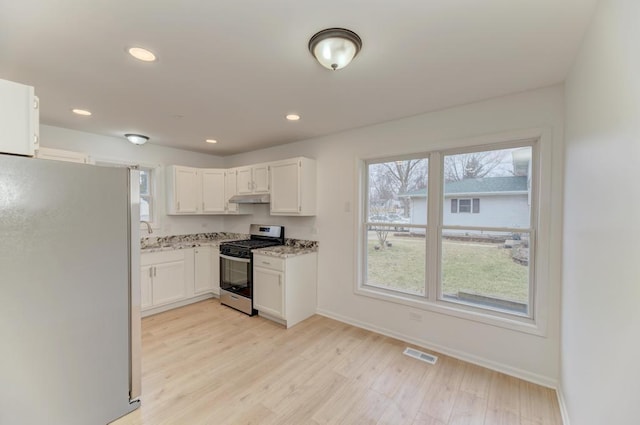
253,254,284,271
141,249,186,266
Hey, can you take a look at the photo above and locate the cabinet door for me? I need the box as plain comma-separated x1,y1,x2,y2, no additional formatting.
152,260,187,306
236,167,253,195
175,167,200,213
253,267,284,319
225,170,238,213
253,164,270,193
201,169,225,213
0,79,38,156
270,160,300,214
211,247,220,295
140,265,153,310
194,247,213,295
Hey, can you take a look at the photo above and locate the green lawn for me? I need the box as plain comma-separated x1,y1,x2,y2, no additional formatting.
366,232,528,303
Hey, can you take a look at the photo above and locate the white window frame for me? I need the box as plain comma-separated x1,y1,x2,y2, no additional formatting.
139,166,155,225
355,128,552,336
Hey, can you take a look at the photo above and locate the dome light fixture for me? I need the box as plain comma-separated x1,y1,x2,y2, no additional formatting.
308,28,362,70
125,133,149,145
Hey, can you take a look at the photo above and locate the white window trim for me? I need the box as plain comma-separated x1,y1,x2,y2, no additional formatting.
354,128,553,336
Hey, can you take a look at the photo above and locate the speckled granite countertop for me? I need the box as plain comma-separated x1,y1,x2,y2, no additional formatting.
253,245,318,258
141,232,318,257
253,239,318,258
140,232,247,253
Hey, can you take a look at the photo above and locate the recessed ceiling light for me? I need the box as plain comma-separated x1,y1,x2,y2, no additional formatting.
72,108,92,116
286,114,301,121
128,47,157,62
205,139,218,144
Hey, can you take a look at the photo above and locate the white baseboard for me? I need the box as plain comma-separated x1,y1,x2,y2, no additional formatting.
316,308,558,389
556,385,571,425
142,293,217,317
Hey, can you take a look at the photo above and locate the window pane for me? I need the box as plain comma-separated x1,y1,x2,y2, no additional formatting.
365,157,428,296
139,170,150,196
472,198,480,213
368,158,428,226
443,147,531,228
140,196,151,222
441,231,530,315
366,226,426,296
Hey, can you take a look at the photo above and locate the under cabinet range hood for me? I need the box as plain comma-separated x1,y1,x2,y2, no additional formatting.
228,193,270,204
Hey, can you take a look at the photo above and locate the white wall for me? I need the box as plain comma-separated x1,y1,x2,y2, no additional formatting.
40,125,226,237
226,85,565,385
562,0,640,424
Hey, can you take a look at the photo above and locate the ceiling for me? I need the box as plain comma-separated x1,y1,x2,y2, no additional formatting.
0,0,597,156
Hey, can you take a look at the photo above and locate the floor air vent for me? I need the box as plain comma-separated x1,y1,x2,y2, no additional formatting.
403,347,438,365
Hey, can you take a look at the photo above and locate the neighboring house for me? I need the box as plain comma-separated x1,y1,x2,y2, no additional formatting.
401,175,530,234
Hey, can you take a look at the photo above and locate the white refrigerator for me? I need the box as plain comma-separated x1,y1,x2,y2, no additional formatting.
0,154,142,424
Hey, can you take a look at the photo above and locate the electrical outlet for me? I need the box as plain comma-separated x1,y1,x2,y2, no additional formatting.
409,312,423,322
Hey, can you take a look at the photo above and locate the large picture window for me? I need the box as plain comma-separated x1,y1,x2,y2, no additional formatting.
361,140,537,321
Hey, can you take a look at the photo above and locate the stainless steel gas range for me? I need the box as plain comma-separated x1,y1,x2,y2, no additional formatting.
219,224,285,315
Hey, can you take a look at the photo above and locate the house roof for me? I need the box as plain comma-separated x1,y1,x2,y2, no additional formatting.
401,176,528,197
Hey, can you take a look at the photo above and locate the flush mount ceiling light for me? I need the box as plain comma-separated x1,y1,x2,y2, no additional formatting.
125,134,149,145
308,28,362,70
205,139,218,144
286,114,300,121
127,47,157,62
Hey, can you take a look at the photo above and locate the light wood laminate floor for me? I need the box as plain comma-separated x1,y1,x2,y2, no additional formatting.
112,299,562,425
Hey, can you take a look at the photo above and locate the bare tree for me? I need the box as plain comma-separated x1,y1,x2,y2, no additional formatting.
380,159,427,217
368,159,427,249
444,151,508,182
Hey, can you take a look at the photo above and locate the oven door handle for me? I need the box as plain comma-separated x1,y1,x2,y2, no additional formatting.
220,254,251,263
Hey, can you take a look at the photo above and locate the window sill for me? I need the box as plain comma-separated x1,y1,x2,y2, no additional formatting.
354,285,546,337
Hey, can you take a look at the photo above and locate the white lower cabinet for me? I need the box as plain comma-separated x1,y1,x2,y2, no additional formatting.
141,246,221,316
253,252,317,328
253,267,284,318
141,265,153,309
194,246,220,296
141,250,189,315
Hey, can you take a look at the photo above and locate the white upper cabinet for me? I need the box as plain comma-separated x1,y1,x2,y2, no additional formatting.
166,157,315,216
270,157,316,216
224,168,252,215
167,165,236,215
0,78,39,157
167,165,200,214
236,163,270,194
201,169,226,213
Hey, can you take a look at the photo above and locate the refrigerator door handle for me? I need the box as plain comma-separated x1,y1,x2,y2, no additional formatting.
128,168,142,402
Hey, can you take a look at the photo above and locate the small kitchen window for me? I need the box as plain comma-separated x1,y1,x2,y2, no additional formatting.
139,167,154,223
